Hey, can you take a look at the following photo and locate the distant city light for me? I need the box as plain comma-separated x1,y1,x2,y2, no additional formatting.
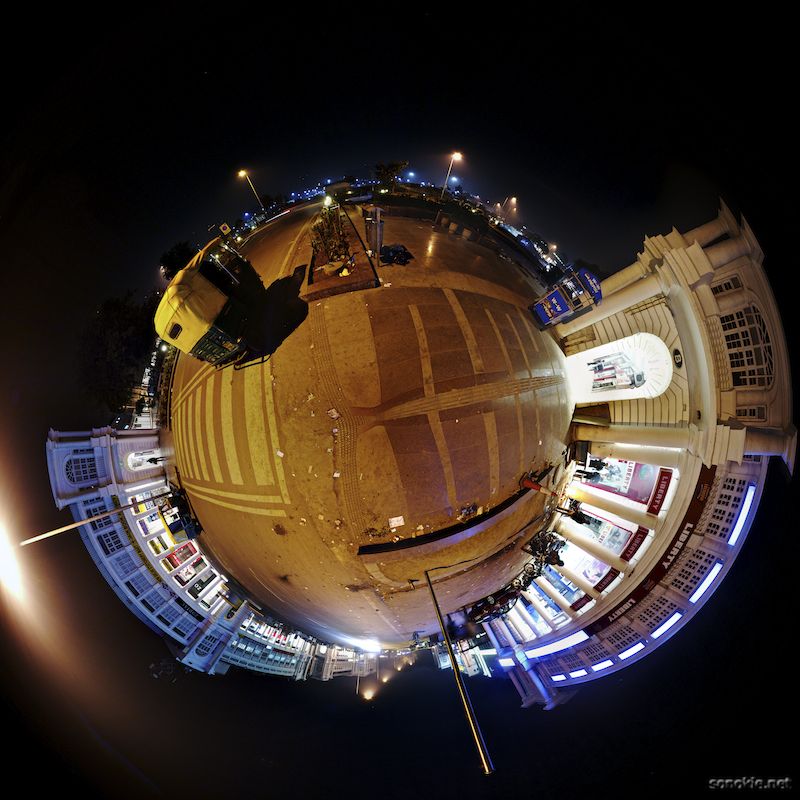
651,612,683,639
727,484,756,546
689,562,724,603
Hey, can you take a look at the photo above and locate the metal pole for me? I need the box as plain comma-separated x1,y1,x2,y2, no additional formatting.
246,174,265,211
20,491,173,547
440,156,454,202
424,570,494,776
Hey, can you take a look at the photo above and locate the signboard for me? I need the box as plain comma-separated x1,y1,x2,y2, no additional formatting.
532,288,570,325
586,456,673,507
219,223,231,235
585,465,717,636
577,268,602,302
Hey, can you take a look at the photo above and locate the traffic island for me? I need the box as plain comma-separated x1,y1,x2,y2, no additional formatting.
302,205,379,301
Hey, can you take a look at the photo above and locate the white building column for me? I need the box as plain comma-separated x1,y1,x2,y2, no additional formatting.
493,617,519,647
555,273,662,338
744,425,797,473
553,516,630,573
506,604,535,642
705,235,751,269
572,423,694,450
579,440,682,468
514,599,544,636
534,577,578,618
683,211,733,248
554,564,600,599
520,591,557,630
482,622,504,652
566,483,660,530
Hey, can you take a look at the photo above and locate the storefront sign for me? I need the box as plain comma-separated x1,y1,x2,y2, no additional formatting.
646,468,673,515
594,567,621,593
585,465,717,636
532,288,570,325
577,268,602,302
620,527,649,562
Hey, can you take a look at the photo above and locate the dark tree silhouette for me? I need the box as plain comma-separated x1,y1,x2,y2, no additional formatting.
160,241,198,282
78,291,161,412
374,161,409,191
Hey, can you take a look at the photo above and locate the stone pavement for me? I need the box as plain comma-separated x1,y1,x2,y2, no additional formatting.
169,204,573,645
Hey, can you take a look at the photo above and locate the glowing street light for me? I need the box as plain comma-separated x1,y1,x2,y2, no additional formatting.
0,522,24,600
440,151,463,201
237,169,265,212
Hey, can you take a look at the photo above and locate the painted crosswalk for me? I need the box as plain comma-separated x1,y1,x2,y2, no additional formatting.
171,356,289,516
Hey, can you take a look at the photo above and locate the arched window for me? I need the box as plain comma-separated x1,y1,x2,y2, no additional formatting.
566,332,674,404
65,455,98,485
720,305,773,388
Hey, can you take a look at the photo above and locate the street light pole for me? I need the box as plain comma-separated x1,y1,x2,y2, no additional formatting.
424,569,494,776
19,491,173,548
238,169,265,212
439,152,462,202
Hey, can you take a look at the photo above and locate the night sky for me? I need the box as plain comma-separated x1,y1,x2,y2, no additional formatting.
1,10,797,799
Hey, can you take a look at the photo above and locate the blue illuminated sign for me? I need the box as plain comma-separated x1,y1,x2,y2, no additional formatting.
533,288,570,325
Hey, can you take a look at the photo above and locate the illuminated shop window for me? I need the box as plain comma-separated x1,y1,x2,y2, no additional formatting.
565,332,673,403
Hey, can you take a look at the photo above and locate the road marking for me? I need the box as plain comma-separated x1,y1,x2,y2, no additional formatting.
183,392,199,478
204,370,224,483
482,410,501,494
278,213,314,277
193,382,211,482
443,287,485,373
173,362,214,412
244,362,274,485
220,372,244,484
189,486,287,516
507,312,533,377
264,362,289,503
182,478,282,504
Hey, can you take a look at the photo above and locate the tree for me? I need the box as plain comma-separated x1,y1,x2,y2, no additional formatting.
373,160,409,191
159,241,198,282
259,193,274,209
78,291,161,412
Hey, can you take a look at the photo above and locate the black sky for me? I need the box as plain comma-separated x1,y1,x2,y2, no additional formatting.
1,9,797,799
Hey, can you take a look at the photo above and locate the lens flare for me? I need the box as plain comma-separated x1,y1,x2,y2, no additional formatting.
0,522,24,600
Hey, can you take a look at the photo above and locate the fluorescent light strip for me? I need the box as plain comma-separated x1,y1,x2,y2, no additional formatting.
618,642,645,660
591,659,614,672
728,485,756,546
651,612,682,639
569,669,587,678
689,562,724,604
478,648,497,655
524,630,589,659
551,674,567,682
498,657,515,667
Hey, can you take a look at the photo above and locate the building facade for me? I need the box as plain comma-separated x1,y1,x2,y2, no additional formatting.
483,203,795,708
45,426,377,681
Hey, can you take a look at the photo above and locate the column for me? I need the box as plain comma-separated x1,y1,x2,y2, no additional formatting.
572,422,694,450
554,564,600,599
554,515,630,573
515,599,545,636
566,483,660,530
520,591,557,630
534,577,578,618
555,273,662,338
683,214,732,248
502,613,526,644
705,235,750,269
579,440,682,468
482,621,504,653
506,605,535,642
493,617,519,647
597,260,649,297
744,424,797,472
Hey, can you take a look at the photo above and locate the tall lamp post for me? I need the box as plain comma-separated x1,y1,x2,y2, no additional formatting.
440,151,463,201
238,169,266,212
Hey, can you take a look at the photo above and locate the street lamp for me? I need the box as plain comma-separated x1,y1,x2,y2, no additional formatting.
238,169,265,212
440,151,463,201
